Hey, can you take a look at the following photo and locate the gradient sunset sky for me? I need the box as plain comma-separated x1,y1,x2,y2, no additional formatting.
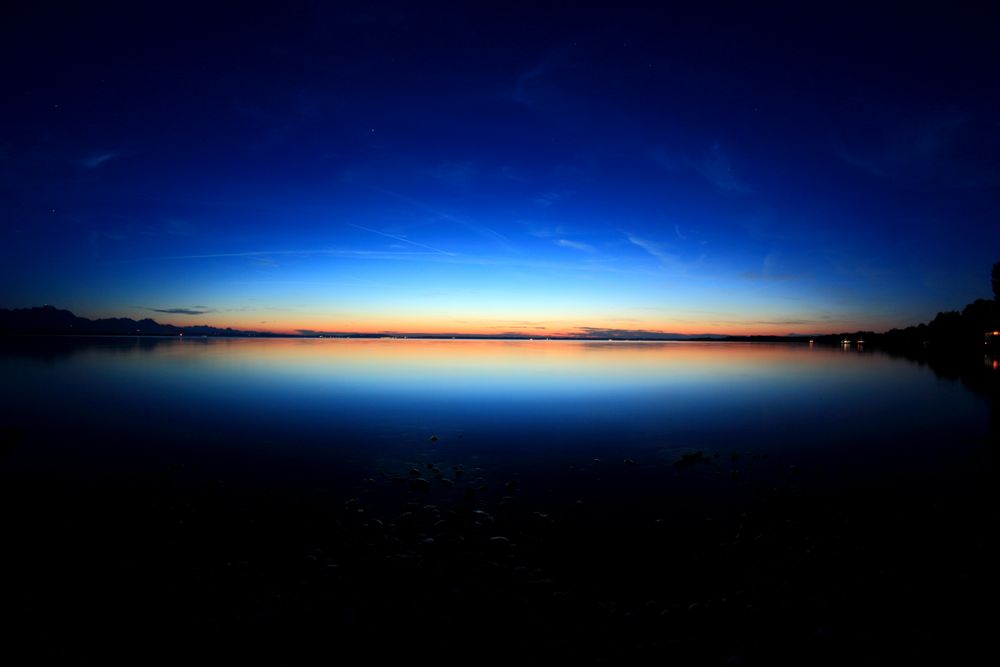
2,3,999,336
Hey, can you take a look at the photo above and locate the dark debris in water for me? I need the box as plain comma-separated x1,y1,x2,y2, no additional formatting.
674,451,708,468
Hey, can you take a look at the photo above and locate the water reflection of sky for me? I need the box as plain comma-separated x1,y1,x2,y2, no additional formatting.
0,339,990,481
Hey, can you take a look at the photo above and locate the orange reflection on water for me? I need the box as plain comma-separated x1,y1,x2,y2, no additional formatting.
122,338,871,389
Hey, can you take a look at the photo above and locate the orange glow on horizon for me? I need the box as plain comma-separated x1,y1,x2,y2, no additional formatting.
99,304,892,338
128,312,879,338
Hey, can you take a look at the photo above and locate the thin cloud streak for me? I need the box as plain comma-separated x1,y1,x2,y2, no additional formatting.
148,307,214,315
81,152,119,169
625,233,681,268
351,223,456,256
651,144,752,194
697,142,752,194
555,239,595,252
120,249,440,262
112,246,663,278
348,180,516,253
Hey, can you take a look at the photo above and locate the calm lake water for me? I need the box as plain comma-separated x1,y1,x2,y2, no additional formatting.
0,337,993,494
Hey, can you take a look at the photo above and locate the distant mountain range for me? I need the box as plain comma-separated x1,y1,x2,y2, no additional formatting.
0,305,830,341
0,306,276,337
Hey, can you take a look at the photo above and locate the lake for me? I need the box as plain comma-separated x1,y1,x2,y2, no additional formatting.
1,337,996,664
0,337,992,494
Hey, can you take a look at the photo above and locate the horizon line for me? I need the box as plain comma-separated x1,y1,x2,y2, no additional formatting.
0,305,883,339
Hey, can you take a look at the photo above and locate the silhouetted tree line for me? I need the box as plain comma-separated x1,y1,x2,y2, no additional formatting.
807,262,999,356
833,262,1000,406
875,261,999,354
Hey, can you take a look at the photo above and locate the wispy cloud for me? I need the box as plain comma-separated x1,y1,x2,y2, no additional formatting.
651,143,752,195
740,251,803,281
555,239,595,252
501,164,532,183
149,307,215,315
425,160,477,185
745,319,828,326
122,245,660,279
295,329,347,336
828,255,898,283
574,327,690,339
163,219,195,237
88,230,126,257
81,152,119,169
625,233,677,265
145,248,439,261
346,180,519,254
834,109,1000,189
506,44,584,120
740,271,802,282
697,142,752,194
533,191,566,207
526,224,567,239
511,63,548,106
650,149,682,172
232,97,324,151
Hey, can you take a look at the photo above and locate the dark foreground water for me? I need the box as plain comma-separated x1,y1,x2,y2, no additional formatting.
0,338,996,665
0,337,993,480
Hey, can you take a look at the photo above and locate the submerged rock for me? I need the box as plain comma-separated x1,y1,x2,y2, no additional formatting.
675,451,707,468
489,536,511,549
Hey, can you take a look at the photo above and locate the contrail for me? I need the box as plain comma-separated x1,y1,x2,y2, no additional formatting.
351,223,456,256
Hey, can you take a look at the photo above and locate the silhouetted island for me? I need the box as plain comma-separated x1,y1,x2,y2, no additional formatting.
0,305,280,338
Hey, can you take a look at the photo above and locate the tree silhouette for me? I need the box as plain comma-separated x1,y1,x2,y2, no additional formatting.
993,261,1000,301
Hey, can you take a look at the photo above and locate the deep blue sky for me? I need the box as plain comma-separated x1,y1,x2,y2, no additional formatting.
2,2,999,334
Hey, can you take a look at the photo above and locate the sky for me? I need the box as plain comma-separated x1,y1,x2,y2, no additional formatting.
2,2,999,336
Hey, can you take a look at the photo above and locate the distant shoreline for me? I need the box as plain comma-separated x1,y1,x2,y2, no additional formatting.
0,306,858,341
0,332,820,342
4,305,997,353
